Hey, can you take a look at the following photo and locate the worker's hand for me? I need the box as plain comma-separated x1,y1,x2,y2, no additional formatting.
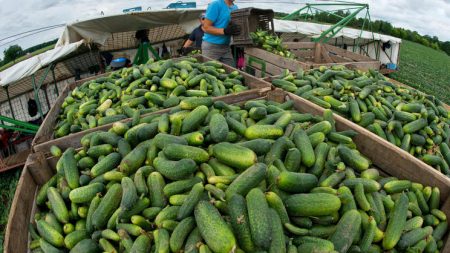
224,22,241,36
180,47,187,56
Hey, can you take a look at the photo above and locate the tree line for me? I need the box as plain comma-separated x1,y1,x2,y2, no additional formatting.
275,11,450,56
0,39,58,68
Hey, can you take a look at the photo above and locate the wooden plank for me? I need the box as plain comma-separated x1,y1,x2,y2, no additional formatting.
285,90,450,201
4,165,37,253
33,87,271,154
323,43,373,62
291,50,314,59
246,55,285,77
283,42,316,49
314,43,322,64
320,46,334,63
245,47,310,72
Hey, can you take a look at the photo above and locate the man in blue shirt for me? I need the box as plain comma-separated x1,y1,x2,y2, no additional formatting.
202,0,241,66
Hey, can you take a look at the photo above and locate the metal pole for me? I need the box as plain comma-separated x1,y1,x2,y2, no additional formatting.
43,84,51,110
31,74,44,121
52,67,59,96
4,86,15,120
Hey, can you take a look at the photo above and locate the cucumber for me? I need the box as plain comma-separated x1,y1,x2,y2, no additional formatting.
119,142,150,175
212,142,257,171
244,124,284,140
90,152,122,178
182,105,209,134
92,183,122,229
194,201,236,253
177,183,204,220
47,187,70,224
277,171,318,193
36,220,65,247
237,139,273,156
209,113,229,142
293,129,315,167
62,148,80,189
170,217,196,252
268,208,286,253
64,230,89,249
120,177,138,213
163,177,202,197
329,209,361,253
154,156,197,180
228,195,256,252
130,234,152,253
285,193,341,216
184,228,202,253
403,118,428,133
163,143,209,163
338,145,370,171
69,239,100,253
153,133,188,149
36,175,58,206
397,226,433,249
69,183,104,204
225,163,267,200
246,188,271,250
148,172,167,208
382,193,409,250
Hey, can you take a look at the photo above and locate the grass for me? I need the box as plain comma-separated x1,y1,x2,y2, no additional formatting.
0,168,22,252
389,40,450,104
0,44,55,72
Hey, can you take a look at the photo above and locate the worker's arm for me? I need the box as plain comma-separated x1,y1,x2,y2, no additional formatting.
202,19,225,35
183,39,194,48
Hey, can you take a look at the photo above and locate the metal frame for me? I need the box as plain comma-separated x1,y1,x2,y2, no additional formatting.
282,1,378,59
133,42,161,65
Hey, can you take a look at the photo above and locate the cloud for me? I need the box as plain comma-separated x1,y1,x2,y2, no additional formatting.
0,0,449,59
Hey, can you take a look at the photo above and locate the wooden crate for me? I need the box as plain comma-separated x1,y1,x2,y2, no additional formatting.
5,89,450,252
245,42,381,77
31,54,272,153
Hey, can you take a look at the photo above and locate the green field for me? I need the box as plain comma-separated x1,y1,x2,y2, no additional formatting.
0,168,22,252
389,40,450,104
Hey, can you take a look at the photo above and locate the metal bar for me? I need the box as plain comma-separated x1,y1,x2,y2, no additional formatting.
282,5,309,20
43,84,51,110
4,86,15,120
314,6,366,43
246,56,267,78
0,115,39,130
31,74,44,121
305,3,367,7
36,64,52,90
355,10,368,56
147,42,161,61
51,67,59,96
0,124,37,134
309,7,346,19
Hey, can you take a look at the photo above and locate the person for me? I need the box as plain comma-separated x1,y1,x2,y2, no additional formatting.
181,13,206,55
202,0,241,66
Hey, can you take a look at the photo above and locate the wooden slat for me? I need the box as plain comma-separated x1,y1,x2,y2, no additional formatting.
245,47,310,72
320,47,334,63
4,164,38,253
314,43,322,64
323,44,373,62
291,50,314,59
283,42,316,49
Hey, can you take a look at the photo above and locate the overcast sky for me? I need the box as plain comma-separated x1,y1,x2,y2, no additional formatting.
0,0,449,58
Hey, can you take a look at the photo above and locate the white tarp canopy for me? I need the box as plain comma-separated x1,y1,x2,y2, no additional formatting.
57,9,205,46
0,40,84,87
274,19,402,65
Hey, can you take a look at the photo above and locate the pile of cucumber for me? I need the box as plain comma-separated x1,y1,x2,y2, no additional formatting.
54,57,249,138
272,66,450,176
31,97,448,253
250,30,295,59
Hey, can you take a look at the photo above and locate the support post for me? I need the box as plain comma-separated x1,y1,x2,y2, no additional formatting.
4,86,15,120
51,66,59,96
43,84,51,110
31,74,44,121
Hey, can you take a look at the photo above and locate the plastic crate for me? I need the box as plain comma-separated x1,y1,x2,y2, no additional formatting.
231,8,274,45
